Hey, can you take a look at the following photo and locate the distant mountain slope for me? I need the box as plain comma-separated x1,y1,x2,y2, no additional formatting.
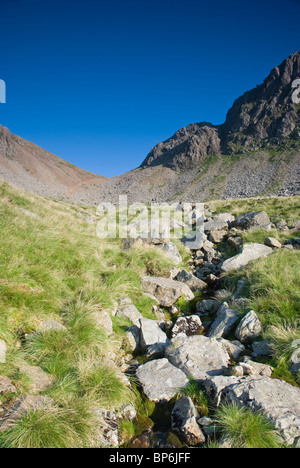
0,125,107,202
0,52,299,204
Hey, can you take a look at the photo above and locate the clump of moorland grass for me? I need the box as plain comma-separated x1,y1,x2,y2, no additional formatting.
0,399,100,448
176,380,209,417
214,403,281,448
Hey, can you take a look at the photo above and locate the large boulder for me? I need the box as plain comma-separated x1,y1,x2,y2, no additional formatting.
235,310,262,343
223,376,300,446
231,211,271,231
171,397,206,446
165,335,230,382
139,318,168,356
136,359,188,403
204,218,229,233
221,243,273,272
175,270,206,292
142,276,194,307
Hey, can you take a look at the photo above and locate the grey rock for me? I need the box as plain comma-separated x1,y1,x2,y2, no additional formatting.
165,334,230,382
38,320,67,333
195,299,217,316
235,310,262,343
126,325,140,352
217,338,245,361
139,318,168,356
224,376,300,446
93,310,113,336
142,276,194,307
175,270,206,292
136,358,188,402
231,211,271,231
221,243,273,272
203,375,243,406
208,306,239,339
204,218,229,233
171,315,203,338
116,298,143,326
0,376,17,395
208,230,227,243
252,340,273,358
0,395,54,432
264,237,282,249
93,408,119,448
158,242,182,264
171,397,205,445
19,365,56,394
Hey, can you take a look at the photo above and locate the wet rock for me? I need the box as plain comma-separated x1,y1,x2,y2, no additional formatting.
136,359,188,403
235,310,262,343
221,243,273,272
142,276,194,307
171,397,205,446
165,335,230,382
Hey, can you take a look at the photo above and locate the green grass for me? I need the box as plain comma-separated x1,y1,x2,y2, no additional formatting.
225,248,300,385
0,181,186,448
176,380,209,417
210,195,300,224
214,403,281,448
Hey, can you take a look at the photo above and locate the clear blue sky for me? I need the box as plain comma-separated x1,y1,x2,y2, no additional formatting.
0,0,299,176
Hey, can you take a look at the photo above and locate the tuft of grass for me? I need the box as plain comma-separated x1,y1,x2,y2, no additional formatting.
214,403,281,448
0,400,100,448
177,380,209,417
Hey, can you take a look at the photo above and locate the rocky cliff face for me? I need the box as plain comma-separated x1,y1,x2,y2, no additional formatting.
141,52,300,170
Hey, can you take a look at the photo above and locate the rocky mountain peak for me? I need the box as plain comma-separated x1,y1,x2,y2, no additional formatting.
141,53,300,171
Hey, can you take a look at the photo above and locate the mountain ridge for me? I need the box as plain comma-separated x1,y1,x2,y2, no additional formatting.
0,52,299,204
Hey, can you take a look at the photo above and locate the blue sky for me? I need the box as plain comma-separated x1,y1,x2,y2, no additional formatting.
0,0,299,176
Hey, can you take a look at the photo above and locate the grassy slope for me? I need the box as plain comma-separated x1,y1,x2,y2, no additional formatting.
0,181,177,448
